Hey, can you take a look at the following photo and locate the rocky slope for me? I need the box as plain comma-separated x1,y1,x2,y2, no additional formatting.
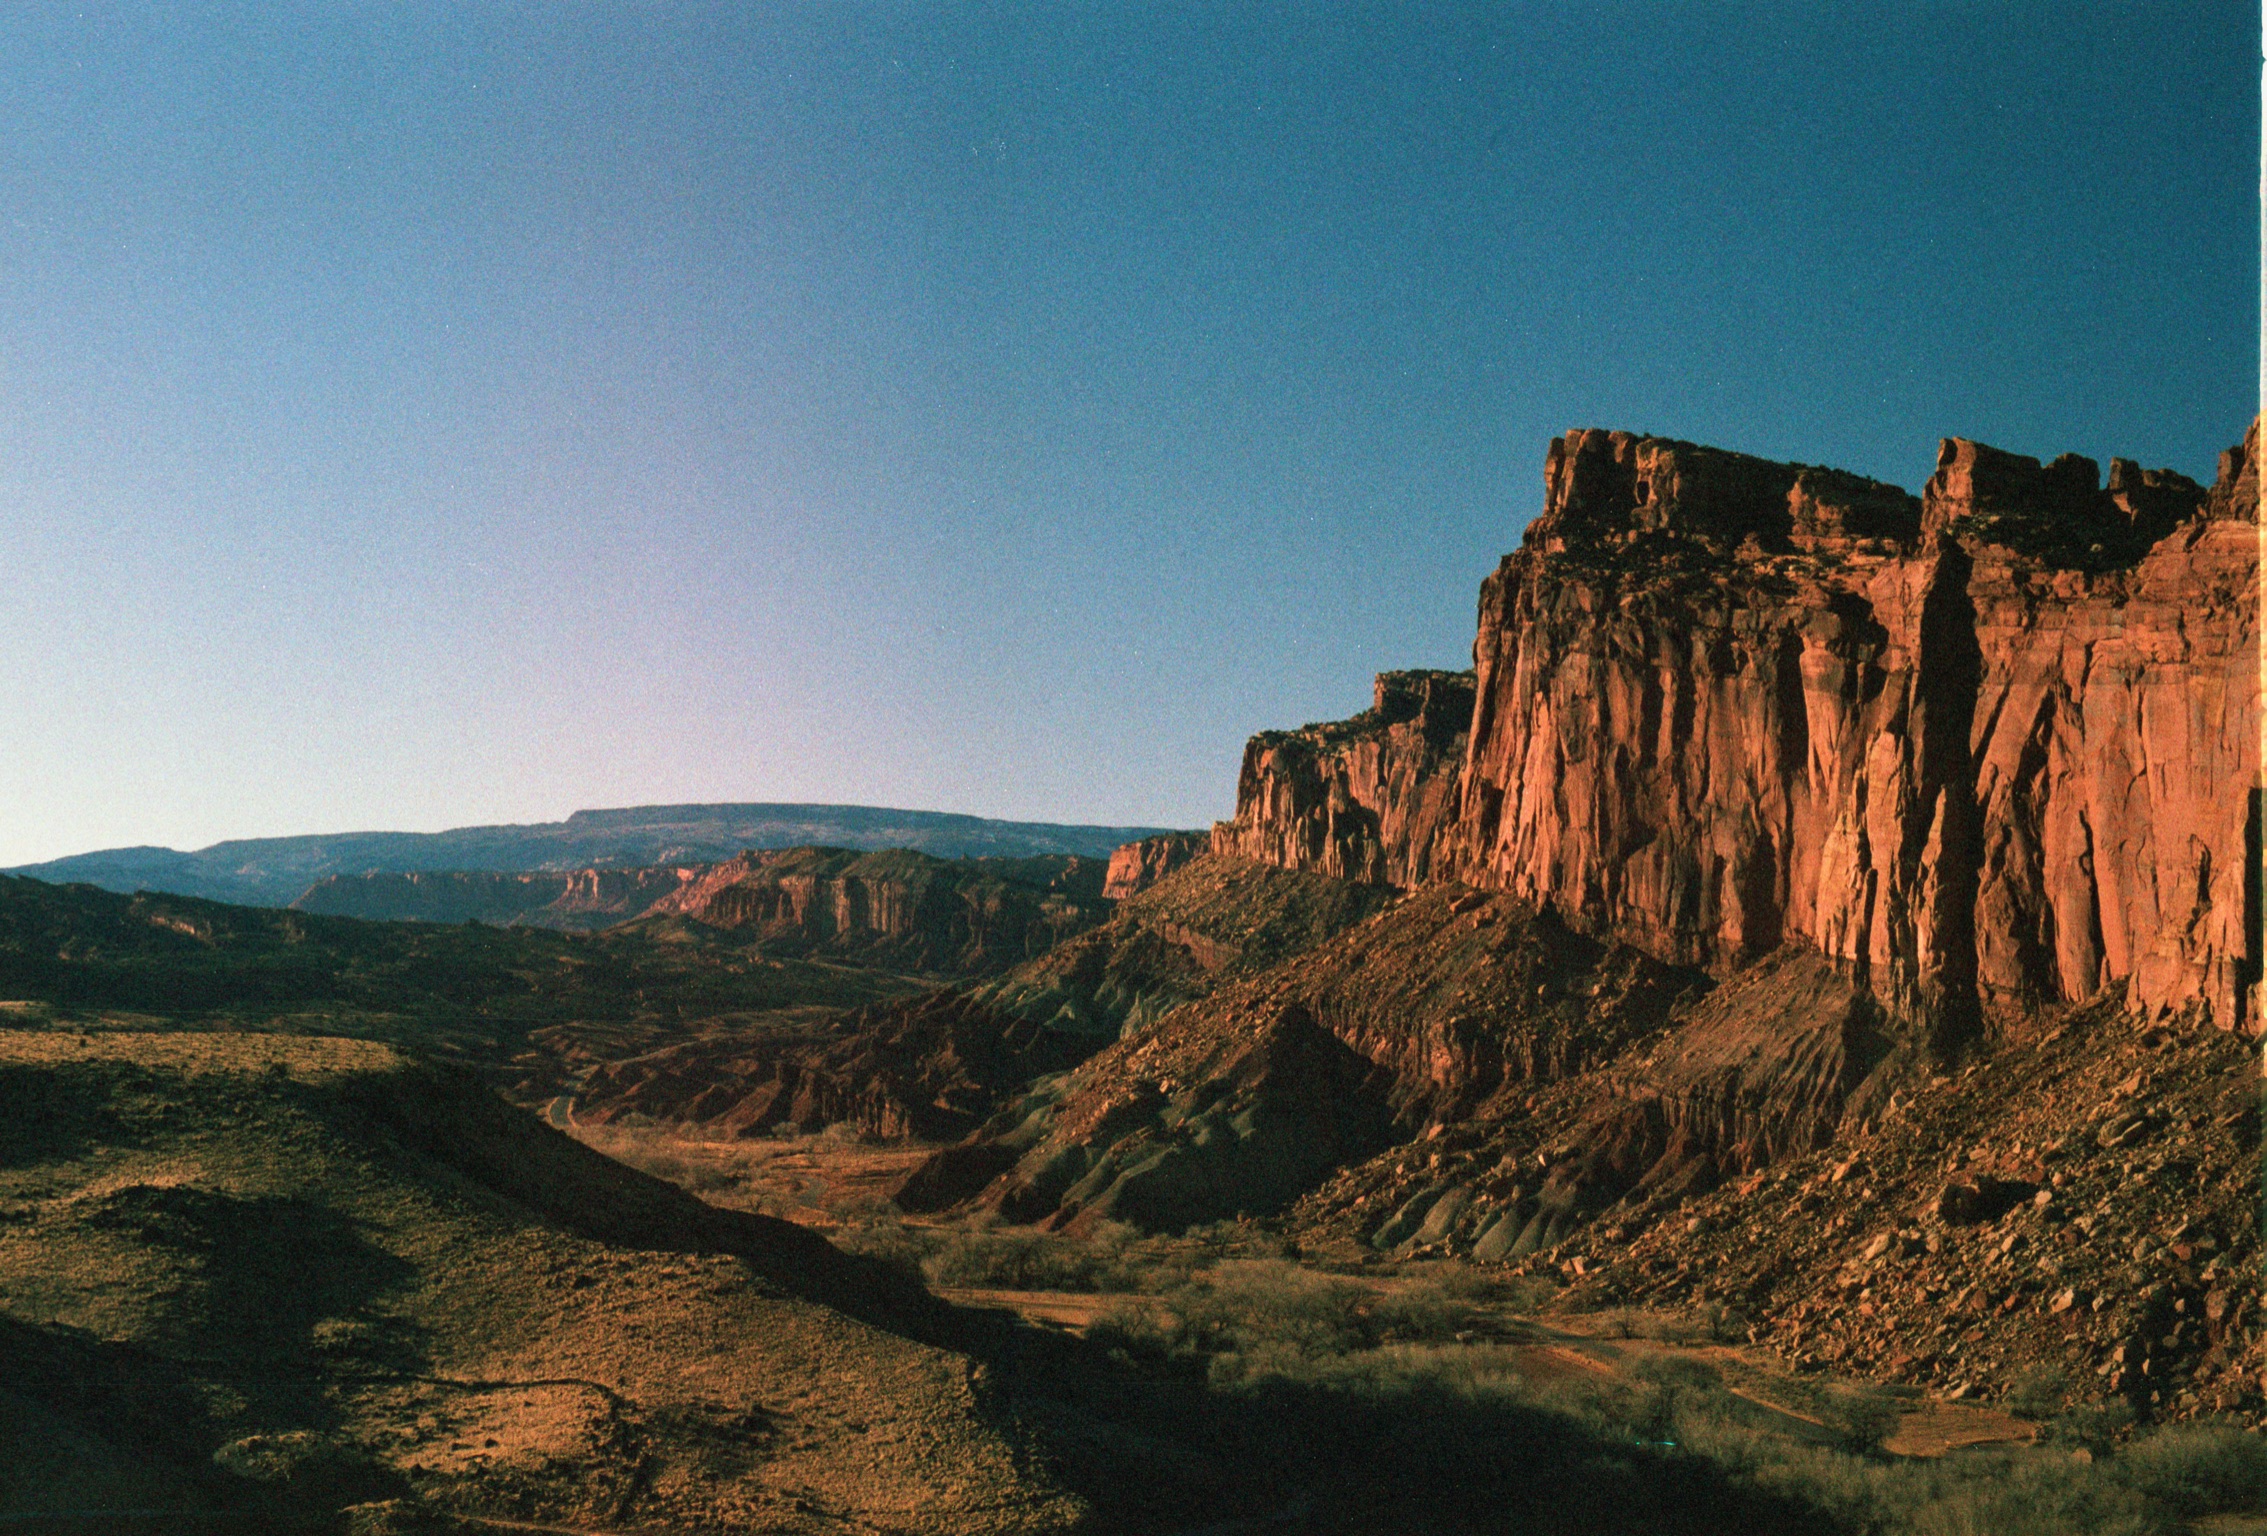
1292,993,2261,1423
647,847,1114,977
573,989,1096,1143
581,856,1399,1173
966,851,1396,1040
907,880,1706,1231
1219,421,2261,1040
293,864,700,929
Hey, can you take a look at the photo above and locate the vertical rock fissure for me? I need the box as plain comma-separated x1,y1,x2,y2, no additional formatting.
1911,539,1985,1056
2244,787,2263,1026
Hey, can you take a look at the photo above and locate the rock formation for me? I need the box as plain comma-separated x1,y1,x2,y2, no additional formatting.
293,865,699,929
573,989,1097,1142
648,847,1113,976
1209,669,1475,888
1218,422,2262,1038
1101,832,1207,899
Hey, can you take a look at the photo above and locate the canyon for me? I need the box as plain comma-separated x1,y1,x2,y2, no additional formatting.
1,420,2258,1535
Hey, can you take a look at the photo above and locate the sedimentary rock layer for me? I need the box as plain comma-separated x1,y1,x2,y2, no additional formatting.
1217,421,2261,1034
1101,832,1208,899
293,865,698,929
1208,669,1475,888
648,846,1112,976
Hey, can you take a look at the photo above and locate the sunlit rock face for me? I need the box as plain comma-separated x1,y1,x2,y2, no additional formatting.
1220,421,2261,1035
1209,668,1476,889
1102,832,1207,899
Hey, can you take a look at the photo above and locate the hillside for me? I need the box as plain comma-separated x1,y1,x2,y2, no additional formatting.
0,1030,1082,1532
567,853,1394,1155
0,873,923,1098
10,802,1184,909
870,420,2265,1425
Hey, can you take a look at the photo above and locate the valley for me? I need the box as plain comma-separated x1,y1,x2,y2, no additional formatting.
2,418,2260,1534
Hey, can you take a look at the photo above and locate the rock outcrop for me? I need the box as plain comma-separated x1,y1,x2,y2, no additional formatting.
969,852,1394,1041
647,847,1112,976
573,990,1098,1142
1101,832,1207,899
912,882,1703,1232
1219,422,2262,1037
293,865,699,929
1208,669,1475,887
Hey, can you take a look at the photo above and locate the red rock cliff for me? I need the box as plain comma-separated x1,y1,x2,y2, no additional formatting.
1209,669,1475,887
1102,832,1207,899
1222,422,2261,1034
648,846,1112,975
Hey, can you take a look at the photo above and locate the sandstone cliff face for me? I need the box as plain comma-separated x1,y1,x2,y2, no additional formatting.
1208,669,1475,887
1101,832,1207,899
648,847,1111,976
292,865,697,929
1222,422,2261,1035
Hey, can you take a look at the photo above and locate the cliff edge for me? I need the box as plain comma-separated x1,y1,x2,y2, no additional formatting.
1214,421,2261,1037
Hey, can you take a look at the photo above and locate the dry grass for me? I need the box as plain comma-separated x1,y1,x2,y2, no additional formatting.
0,1030,1085,1534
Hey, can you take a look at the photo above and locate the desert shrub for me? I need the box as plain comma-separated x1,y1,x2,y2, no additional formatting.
1089,1321,2193,1536
1180,1264,1372,1357
2044,1399,2137,1455
1642,1304,1740,1346
1086,1295,1179,1359
830,1218,927,1285
1631,1354,1724,1397
1093,1262,1374,1369
1887,1455,2163,1536
1819,1383,1901,1456
1366,1276,1481,1343
2111,1420,2267,1518
1621,1354,1726,1445
920,1224,1142,1292
2003,1364,2072,1421
1493,1273,1560,1312
572,1126,751,1194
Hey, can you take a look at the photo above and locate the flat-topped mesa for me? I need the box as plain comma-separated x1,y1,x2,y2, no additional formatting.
1528,428,1919,556
1210,669,1475,888
1227,420,2261,1036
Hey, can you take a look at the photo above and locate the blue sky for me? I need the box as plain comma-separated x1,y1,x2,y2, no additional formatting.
1,1,2255,865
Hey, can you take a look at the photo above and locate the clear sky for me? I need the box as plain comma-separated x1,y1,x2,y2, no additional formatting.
1,2,2256,866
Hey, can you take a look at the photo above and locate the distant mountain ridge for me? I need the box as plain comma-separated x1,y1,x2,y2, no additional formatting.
8,801,1183,909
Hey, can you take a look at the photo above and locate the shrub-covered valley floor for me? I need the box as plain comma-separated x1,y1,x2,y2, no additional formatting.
3,861,2264,1533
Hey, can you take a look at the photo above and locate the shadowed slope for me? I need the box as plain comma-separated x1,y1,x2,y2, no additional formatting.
0,1030,1081,1533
